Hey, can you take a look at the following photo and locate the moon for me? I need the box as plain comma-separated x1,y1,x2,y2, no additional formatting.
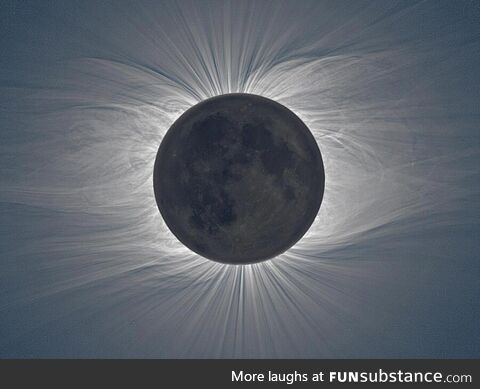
154,93,325,264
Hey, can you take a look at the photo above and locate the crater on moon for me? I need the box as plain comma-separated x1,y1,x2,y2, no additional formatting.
154,93,325,264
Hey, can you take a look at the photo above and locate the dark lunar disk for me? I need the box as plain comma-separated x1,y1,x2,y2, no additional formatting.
154,93,325,264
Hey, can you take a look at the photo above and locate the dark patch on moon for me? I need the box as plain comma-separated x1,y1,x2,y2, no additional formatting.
154,93,325,264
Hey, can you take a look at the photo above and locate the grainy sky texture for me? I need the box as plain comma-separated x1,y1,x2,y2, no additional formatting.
0,0,479,357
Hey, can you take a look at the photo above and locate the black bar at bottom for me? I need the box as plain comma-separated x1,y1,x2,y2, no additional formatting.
0,359,477,387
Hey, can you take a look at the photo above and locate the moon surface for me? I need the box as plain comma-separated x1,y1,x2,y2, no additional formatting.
154,93,325,264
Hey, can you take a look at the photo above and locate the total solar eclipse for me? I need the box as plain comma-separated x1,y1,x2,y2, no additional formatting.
154,93,325,264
